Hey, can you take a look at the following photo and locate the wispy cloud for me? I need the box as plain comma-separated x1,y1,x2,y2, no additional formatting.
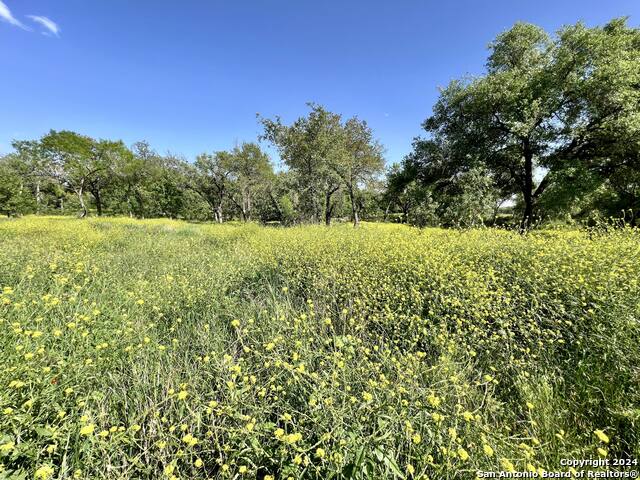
0,0,28,29
27,15,59,36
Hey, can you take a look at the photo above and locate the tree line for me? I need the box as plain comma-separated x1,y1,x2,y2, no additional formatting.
1,18,639,228
0,105,385,226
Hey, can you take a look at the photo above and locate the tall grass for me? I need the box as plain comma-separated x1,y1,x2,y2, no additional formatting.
0,217,638,479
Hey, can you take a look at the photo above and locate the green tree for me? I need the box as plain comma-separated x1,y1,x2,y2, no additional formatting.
25,130,117,217
261,104,386,226
260,104,344,225
420,19,640,229
387,142,504,227
0,154,35,216
333,118,385,226
10,139,51,213
147,154,190,219
265,171,300,225
84,140,131,216
115,141,161,218
39,131,94,217
189,151,234,222
226,143,273,222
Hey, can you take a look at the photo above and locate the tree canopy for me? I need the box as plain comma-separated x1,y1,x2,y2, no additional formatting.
1,18,639,229
395,17,640,228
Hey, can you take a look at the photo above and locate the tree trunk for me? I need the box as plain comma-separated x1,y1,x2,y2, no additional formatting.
35,181,42,214
402,203,409,224
240,188,251,222
269,191,283,223
311,184,320,224
94,189,103,216
349,186,360,227
76,187,87,218
134,189,145,217
520,142,534,232
217,186,225,223
324,186,339,226
216,203,223,223
383,200,392,222
324,198,334,226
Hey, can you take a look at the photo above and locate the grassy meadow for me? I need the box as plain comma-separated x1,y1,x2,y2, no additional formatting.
0,217,639,479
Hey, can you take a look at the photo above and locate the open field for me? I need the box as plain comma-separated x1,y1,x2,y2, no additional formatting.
0,217,639,479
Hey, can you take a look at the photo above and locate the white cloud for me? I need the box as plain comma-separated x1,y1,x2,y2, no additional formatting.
27,15,59,36
0,0,27,29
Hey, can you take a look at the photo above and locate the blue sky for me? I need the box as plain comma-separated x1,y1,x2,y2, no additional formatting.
1,1,639,166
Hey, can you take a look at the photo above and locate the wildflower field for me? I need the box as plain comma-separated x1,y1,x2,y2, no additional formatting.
0,217,639,479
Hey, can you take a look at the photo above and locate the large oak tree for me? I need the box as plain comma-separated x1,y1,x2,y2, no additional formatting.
416,19,640,229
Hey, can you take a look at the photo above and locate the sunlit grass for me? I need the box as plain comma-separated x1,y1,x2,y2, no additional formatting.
0,217,638,479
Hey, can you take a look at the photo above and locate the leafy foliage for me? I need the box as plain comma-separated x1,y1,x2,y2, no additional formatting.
393,18,640,229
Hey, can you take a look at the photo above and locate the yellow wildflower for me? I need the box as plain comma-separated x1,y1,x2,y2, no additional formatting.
80,424,95,436
34,465,55,479
594,429,610,444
